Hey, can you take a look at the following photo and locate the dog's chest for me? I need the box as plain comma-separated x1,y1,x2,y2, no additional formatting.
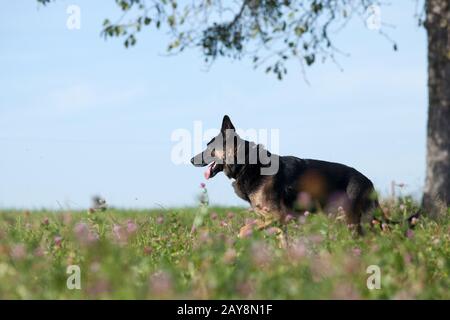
233,177,276,211
248,188,270,210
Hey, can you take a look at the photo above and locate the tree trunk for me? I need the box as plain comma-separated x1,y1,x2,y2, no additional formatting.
423,0,450,215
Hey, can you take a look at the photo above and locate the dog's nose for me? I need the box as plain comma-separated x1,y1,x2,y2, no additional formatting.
190,157,195,165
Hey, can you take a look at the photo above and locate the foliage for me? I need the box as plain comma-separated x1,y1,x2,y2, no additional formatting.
0,202,448,299
36,0,398,79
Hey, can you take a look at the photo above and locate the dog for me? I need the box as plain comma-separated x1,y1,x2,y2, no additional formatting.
191,115,411,241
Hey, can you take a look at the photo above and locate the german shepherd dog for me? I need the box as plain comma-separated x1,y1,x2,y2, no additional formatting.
191,116,415,242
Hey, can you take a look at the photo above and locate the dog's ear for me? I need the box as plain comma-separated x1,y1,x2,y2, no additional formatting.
221,115,235,133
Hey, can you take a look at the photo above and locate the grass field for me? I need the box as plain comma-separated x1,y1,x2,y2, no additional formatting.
0,198,448,299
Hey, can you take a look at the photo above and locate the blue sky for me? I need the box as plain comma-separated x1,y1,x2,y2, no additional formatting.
0,1,427,209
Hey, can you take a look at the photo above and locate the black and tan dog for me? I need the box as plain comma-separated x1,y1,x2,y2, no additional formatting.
191,116,405,241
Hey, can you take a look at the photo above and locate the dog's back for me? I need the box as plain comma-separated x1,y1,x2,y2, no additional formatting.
273,156,379,232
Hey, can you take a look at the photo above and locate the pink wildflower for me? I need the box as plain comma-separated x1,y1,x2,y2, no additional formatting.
113,224,126,241
87,231,99,243
127,220,138,234
73,222,99,245
74,222,89,237
404,253,412,265
156,216,164,224
10,244,26,260
54,236,63,247
265,227,279,236
352,247,362,257
284,214,294,223
240,227,253,238
406,229,414,239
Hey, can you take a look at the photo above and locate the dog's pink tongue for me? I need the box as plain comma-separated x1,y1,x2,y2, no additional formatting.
204,166,212,180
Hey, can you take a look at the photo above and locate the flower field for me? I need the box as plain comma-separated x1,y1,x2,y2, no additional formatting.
0,202,448,299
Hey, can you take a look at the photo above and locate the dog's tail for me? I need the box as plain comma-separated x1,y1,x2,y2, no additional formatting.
405,210,421,229
370,199,421,230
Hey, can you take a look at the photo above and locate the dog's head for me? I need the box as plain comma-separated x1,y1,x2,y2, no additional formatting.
191,115,272,180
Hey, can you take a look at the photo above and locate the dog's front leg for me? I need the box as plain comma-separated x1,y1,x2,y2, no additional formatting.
238,207,272,238
256,208,288,248
238,208,288,248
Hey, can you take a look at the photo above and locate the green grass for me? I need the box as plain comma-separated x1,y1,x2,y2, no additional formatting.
0,204,448,299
